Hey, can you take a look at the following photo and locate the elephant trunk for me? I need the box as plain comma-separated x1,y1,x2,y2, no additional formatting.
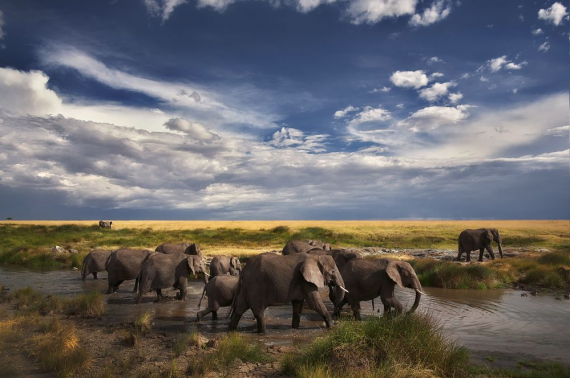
333,273,347,305
407,289,422,314
498,243,504,258
203,270,209,284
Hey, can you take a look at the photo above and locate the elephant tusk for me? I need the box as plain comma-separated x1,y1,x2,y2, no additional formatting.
338,285,349,293
203,271,210,277
415,289,426,295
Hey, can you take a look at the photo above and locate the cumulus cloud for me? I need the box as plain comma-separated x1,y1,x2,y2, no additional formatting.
409,0,451,27
418,81,457,102
164,118,220,141
345,0,417,25
390,70,429,89
448,92,463,104
399,104,471,131
348,106,392,127
334,105,359,118
538,2,568,26
486,56,527,72
426,56,444,64
196,0,237,11
144,0,187,21
0,67,62,115
531,28,543,35
538,41,551,52
429,72,444,79
296,0,338,13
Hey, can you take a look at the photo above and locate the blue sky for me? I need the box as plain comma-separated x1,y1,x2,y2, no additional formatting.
0,0,568,220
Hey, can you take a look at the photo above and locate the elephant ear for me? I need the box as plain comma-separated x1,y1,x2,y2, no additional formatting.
386,261,405,289
301,257,326,288
186,257,196,275
484,229,493,241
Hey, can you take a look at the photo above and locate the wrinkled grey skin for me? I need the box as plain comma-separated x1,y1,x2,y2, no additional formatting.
457,228,504,262
308,248,362,303
197,275,239,321
228,253,346,333
136,253,208,304
106,249,152,294
281,240,333,255
155,242,202,259
81,249,112,280
336,258,423,320
99,220,112,229
209,255,241,277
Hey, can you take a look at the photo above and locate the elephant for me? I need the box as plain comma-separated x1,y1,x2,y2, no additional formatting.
335,258,423,320
457,228,504,262
81,249,112,280
99,220,112,229
308,248,362,303
209,255,241,277
282,239,333,255
136,253,208,304
105,249,153,294
155,242,202,259
228,252,348,333
196,275,239,321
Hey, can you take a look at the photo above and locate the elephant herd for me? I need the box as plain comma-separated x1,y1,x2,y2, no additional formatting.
81,228,504,333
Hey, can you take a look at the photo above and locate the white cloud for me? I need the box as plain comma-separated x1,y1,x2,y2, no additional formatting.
390,70,429,89
196,0,237,11
345,0,417,25
531,28,543,35
164,118,220,141
296,0,338,13
268,127,328,152
409,0,451,27
538,2,568,26
399,104,471,131
448,92,463,104
429,72,444,79
348,106,392,127
396,103,404,109
460,73,470,79
0,67,63,116
545,125,569,136
144,0,187,21
538,42,550,52
334,105,359,118
488,56,508,72
480,76,489,82
370,86,391,93
418,81,457,102
427,56,444,64
505,61,527,70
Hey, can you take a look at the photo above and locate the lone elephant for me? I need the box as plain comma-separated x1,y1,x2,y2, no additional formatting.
336,258,423,320
228,252,347,333
81,249,112,280
99,220,112,229
282,240,332,255
106,249,153,294
137,253,208,304
209,255,241,277
197,275,239,321
457,228,504,262
155,242,202,259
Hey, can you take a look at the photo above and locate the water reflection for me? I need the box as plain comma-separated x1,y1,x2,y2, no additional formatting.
1,266,569,362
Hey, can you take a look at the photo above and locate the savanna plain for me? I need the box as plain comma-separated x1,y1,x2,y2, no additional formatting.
0,220,569,378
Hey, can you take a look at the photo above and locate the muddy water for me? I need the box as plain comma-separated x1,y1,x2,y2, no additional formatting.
1,266,569,363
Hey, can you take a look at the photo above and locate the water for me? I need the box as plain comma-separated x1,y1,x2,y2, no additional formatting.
1,266,569,363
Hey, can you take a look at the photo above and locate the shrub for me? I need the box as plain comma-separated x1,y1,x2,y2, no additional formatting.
134,311,153,334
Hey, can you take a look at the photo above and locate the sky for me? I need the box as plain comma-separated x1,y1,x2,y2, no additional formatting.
0,0,568,220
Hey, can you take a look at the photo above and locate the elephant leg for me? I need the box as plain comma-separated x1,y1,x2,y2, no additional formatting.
305,290,332,327
328,285,336,304
456,245,464,261
133,277,139,293
197,307,213,321
478,248,485,262
114,280,124,292
350,302,362,321
466,251,472,262
212,311,218,321
251,307,267,333
292,299,304,329
334,297,347,319
93,272,98,280
106,282,114,294
228,293,250,331
178,277,188,300
486,245,496,260
155,289,163,302
381,285,402,314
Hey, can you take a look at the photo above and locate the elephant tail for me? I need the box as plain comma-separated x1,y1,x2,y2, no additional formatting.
197,286,207,310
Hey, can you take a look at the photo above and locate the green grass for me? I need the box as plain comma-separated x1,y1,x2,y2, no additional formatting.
410,259,503,289
186,333,269,376
7,287,106,317
281,313,469,378
134,311,153,334
469,361,570,377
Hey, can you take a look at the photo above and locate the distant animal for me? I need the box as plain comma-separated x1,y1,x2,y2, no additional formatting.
155,242,202,259
335,258,423,320
456,228,504,262
197,275,239,321
209,255,241,277
105,249,153,294
282,240,333,255
99,220,113,229
137,253,208,304
228,253,347,333
81,249,112,280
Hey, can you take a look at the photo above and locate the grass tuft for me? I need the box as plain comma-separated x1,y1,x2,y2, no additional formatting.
282,313,469,378
134,311,153,334
186,333,269,376
8,287,106,317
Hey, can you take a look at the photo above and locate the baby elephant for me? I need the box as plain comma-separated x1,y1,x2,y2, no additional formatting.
81,249,112,280
137,253,208,304
197,275,239,321
209,255,241,277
